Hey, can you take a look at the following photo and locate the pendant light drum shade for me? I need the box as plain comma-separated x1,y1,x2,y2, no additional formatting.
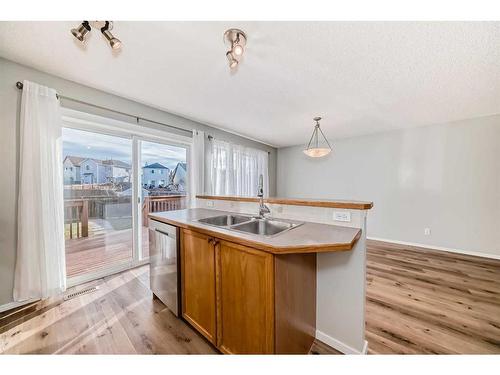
303,117,332,158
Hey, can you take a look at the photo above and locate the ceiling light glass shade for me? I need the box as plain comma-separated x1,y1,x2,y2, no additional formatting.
71,23,90,42
303,148,331,158
303,117,332,158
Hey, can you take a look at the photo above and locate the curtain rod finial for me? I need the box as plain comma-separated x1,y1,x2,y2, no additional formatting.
16,81,23,89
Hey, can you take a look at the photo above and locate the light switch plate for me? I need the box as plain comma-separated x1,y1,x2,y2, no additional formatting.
333,211,351,222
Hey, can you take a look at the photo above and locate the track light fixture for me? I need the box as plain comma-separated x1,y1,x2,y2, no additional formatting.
100,21,122,50
70,21,122,50
71,21,91,42
223,28,247,69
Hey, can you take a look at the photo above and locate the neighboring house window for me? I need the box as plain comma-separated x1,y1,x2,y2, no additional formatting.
70,167,73,171
152,170,155,174
86,165,90,171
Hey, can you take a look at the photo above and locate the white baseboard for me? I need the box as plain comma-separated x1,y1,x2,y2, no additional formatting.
0,298,38,314
315,330,368,355
367,236,500,261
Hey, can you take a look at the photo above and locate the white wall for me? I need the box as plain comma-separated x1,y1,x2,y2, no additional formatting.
277,115,500,258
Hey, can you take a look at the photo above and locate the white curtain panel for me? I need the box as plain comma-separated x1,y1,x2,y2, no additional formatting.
14,80,66,301
210,139,269,197
190,129,205,206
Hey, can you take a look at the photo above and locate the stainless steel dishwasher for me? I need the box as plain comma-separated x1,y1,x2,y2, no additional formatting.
149,219,180,317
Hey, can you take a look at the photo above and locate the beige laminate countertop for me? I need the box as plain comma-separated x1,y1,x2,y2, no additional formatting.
149,208,361,255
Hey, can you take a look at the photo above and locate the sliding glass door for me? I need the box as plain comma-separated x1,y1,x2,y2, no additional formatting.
61,109,191,285
62,128,134,279
138,140,188,259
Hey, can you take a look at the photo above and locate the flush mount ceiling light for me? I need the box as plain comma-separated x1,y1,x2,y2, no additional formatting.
303,117,333,158
223,28,247,69
70,21,122,50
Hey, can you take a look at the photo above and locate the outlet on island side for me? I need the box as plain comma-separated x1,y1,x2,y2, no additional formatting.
424,228,431,236
206,200,215,208
333,211,351,222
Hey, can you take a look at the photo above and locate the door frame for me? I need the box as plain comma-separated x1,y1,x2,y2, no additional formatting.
61,107,192,287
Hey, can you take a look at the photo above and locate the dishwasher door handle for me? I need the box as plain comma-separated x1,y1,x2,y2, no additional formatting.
155,229,174,238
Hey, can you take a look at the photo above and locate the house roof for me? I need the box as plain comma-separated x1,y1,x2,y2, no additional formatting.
64,155,85,166
143,162,169,169
172,162,187,180
102,159,131,169
64,156,130,168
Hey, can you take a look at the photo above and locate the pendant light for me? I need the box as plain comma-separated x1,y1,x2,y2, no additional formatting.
303,117,332,158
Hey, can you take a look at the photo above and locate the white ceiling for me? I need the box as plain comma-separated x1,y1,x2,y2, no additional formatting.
0,21,499,147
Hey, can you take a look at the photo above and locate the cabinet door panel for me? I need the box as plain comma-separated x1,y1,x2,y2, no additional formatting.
181,229,216,344
218,240,274,354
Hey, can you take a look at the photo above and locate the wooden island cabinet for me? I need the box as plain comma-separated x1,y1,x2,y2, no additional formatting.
180,228,317,354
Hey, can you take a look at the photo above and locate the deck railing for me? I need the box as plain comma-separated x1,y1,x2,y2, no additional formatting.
64,195,187,239
64,199,89,239
142,195,187,226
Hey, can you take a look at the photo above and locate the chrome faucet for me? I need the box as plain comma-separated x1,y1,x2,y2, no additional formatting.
257,174,270,218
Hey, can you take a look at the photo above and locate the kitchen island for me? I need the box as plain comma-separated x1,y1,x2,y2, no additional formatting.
150,196,372,354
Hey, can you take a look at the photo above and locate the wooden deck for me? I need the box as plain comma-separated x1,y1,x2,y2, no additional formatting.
65,226,149,278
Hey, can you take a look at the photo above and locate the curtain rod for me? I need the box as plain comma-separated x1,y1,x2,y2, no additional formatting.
207,134,270,154
15,81,193,136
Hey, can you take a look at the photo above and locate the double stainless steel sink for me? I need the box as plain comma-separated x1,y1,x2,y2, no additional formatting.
197,214,303,237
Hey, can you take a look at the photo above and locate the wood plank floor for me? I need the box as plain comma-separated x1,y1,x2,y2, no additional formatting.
0,267,217,354
1,240,499,354
366,240,500,354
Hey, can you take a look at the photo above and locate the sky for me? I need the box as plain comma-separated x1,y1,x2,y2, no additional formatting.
62,128,187,170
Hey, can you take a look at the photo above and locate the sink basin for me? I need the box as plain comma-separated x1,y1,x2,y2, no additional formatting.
231,218,302,237
198,214,252,227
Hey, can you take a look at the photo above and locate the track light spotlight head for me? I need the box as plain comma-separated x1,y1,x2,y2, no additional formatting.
101,22,122,50
102,30,122,49
71,21,91,43
232,43,244,56
226,51,238,69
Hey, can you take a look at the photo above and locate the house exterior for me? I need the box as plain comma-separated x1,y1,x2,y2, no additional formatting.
102,159,131,183
80,159,107,184
63,156,84,184
142,162,170,188
171,162,187,191
63,156,131,185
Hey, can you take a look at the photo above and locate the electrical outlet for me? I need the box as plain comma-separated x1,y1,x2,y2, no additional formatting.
206,200,215,208
424,228,431,236
333,211,351,222
275,205,283,214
